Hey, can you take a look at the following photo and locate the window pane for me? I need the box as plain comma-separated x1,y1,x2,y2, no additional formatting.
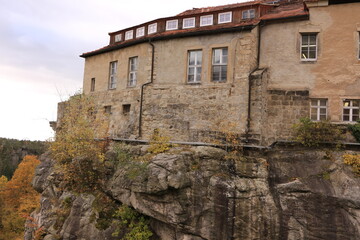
220,66,227,81
319,115,326,121
309,50,316,59
319,99,327,106
188,67,195,75
222,49,228,64
188,75,194,82
189,52,195,65
213,49,221,64
196,51,202,65
311,100,318,106
344,100,350,107
343,115,350,121
344,109,350,114
353,109,359,115
302,35,308,45
320,108,326,114
212,66,220,81
309,35,317,45
353,100,359,107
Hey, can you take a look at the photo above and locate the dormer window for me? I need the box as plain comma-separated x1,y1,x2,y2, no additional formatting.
125,30,133,40
200,15,213,26
148,23,157,34
218,12,232,24
136,27,145,38
166,20,178,30
183,17,195,29
242,9,255,19
114,34,122,42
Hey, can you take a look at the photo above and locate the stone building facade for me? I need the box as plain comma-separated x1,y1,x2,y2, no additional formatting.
75,0,360,145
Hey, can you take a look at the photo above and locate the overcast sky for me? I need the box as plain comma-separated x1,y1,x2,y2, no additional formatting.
0,0,247,141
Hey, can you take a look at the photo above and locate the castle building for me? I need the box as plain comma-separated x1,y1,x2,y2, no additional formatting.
77,0,360,145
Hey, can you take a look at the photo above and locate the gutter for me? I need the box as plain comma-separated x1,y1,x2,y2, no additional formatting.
138,39,155,138
80,25,256,58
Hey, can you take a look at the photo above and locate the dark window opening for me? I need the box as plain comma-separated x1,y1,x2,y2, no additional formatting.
122,104,131,115
91,78,95,92
104,106,112,114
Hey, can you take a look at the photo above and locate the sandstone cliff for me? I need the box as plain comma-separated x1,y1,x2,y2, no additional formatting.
27,144,360,240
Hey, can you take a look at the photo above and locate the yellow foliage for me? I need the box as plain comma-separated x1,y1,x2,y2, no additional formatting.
0,155,40,240
147,129,171,154
50,93,109,192
343,154,360,176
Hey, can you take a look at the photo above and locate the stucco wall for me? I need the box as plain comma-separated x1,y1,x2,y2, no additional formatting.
81,29,259,141
260,2,360,123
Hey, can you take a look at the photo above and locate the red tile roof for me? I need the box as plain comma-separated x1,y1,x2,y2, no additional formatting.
81,0,308,58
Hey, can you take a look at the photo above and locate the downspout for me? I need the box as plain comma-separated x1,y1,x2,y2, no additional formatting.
245,22,262,143
138,39,155,138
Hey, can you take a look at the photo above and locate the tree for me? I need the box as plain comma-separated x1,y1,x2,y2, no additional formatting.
0,155,40,240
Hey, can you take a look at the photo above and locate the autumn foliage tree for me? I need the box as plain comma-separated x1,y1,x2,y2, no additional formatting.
50,93,109,192
0,155,40,240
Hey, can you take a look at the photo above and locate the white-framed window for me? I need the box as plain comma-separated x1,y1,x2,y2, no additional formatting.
125,30,133,40
212,48,228,82
301,33,318,61
114,34,122,42
128,57,138,87
242,9,255,19
187,50,202,83
310,99,327,121
218,12,232,24
166,20,178,30
343,99,359,122
148,23,157,34
136,27,145,38
183,17,195,29
109,61,117,89
200,15,213,26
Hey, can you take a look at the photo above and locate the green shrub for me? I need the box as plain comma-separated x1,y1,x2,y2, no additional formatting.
348,120,360,143
112,205,153,240
292,117,343,147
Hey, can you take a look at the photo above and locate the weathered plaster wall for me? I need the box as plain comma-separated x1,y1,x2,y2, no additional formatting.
260,2,360,122
81,29,259,141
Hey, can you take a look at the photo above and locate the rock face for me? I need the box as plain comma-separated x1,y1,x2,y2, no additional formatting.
28,145,360,240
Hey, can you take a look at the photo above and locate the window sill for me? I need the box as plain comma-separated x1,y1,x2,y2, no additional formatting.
300,59,317,63
187,82,201,85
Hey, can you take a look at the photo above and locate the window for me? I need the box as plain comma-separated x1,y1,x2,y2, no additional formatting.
148,23,157,34
343,99,359,122
109,61,117,89
123,104,131,115
183,17,195,29
301,33,318,61
90,78,95,92
114,34,122,42
358,32,360,59
128,57,138,87
136,27,145,38
166,20,178,30
104,106,112,114
310,99,327,121
200,15,213,26
218,12,232,24
212,48,228,82
125,30,133,40
187,50,202,83
242,9,255,19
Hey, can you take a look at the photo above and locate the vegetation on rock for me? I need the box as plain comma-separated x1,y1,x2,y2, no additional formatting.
348,120,360,143
292,117,343,147
343,154,360,176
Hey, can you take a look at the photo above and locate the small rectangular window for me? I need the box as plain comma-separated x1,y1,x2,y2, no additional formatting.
114,34,122,42
123,104,131,115
301,33,318,61
109,61,117,89
212,48,228,82
218,12,232,24
148,23,157,34
242,9,255,19
343,99,359,122
125,30,133,40
128,57,138,87
166,20,178,30
310,99,327,121
104,106,112,114
187,50,202,83
90,78,95,92
200,15,213,26
183,17,195,29
136,27,145,38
